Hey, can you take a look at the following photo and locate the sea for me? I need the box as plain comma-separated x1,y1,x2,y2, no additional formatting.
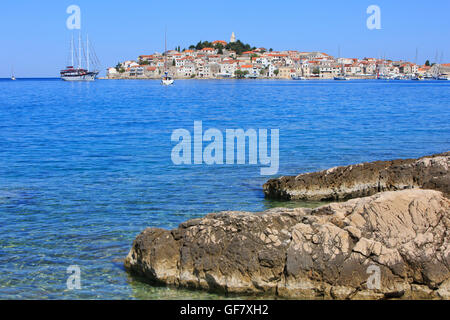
0,78,449,299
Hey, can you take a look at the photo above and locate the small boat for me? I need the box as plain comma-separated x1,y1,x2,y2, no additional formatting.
292,76,306,80
161,29,174,86
437,75,449,81
11,67,16,80
412,75,424,81
334,76,349,80
161,72,174,85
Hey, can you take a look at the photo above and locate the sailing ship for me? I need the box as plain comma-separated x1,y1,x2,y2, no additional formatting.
435,62,449,80
161,29,174,85
11,67,16,81
61,33,99,81
431,51,449,80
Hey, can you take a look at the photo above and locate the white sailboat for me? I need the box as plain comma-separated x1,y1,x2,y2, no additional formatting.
437,58,449,80
11,66,16,80
432,51,449,80
412,48,425,81
161,29,174,85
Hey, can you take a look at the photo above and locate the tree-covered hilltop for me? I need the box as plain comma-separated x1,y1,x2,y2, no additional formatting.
226,40,256,55
187,40,256,55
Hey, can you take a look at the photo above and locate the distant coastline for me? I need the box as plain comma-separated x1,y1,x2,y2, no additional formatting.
106,34,449,81
100,75,378,80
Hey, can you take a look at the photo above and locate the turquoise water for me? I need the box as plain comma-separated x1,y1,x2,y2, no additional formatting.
0,79,449,299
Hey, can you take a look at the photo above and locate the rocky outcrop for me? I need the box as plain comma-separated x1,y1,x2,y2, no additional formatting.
263,152,450,201
125,189,450,299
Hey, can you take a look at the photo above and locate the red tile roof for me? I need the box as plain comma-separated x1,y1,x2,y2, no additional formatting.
212,40,227,45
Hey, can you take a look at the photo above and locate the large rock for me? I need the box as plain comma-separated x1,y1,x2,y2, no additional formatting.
263,152,450,201
125,189,450,299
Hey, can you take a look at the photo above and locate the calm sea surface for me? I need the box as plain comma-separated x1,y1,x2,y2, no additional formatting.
0,79,449,299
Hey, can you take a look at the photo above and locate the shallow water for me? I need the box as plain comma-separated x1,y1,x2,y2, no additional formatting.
0,79,449,299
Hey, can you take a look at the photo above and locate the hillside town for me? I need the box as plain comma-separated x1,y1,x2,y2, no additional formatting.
107,33,449,80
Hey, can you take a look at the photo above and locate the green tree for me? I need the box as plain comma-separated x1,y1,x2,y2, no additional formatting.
274,69,279,76
269,48,273,52
234,70,249,78
214,43,224,55
312,67,320,75
225,40,253,55
194,41,213,50
115,62,125,73
425,60,430,66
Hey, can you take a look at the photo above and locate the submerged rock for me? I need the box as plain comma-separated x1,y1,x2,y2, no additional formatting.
125,189,450,299
263,152,449,201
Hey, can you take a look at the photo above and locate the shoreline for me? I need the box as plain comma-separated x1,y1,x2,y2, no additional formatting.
125,152,450,300
100,75,378,80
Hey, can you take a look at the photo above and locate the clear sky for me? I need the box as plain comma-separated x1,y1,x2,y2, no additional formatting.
1,0,449,77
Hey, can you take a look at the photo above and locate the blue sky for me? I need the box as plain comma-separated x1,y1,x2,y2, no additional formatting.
1,0,449,77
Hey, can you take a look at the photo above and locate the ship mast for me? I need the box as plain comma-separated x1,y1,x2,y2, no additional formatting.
164,27,167,73
78,32,82,69
87,34,89,72
71,34,74,67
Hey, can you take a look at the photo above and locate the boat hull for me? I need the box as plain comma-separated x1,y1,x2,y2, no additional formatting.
334,76,349,80
61,73,98,81
161,79,174,85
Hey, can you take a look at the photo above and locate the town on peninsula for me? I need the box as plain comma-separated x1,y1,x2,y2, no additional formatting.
106,32,449,80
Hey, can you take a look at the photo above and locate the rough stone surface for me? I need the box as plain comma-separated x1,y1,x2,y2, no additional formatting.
125,189,450,299
263,152,450,201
